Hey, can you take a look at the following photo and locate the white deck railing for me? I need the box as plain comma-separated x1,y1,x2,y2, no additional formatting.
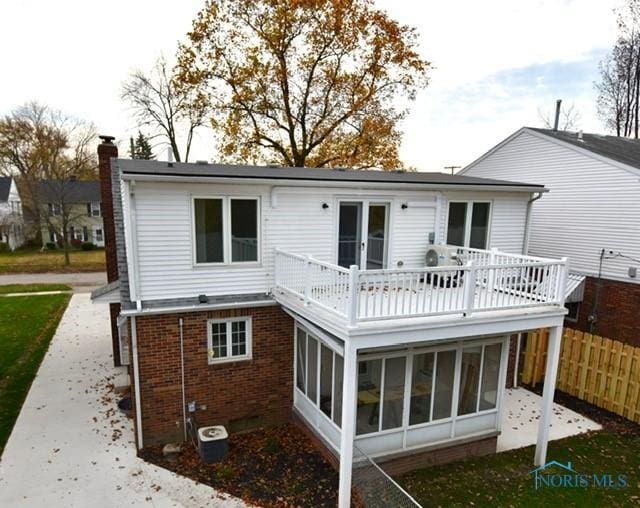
274,248,568,325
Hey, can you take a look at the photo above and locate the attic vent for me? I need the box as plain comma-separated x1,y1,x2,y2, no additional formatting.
196,160,208,165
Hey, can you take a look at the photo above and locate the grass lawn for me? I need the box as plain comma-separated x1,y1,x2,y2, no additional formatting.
0,249,105,273
0,283,71,294
0,291,71,454
398,428,640,507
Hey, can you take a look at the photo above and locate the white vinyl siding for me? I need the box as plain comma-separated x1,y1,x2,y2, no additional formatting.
131,181,531,301
464,130,640,283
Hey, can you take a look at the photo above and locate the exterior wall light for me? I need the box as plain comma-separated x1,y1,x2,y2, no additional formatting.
322,203,329,209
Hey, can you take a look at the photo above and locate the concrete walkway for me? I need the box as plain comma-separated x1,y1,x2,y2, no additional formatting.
0,294,247,508
0,272,107,293
498,387,601,452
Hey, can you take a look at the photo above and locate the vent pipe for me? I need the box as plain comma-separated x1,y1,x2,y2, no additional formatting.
553,99,562,131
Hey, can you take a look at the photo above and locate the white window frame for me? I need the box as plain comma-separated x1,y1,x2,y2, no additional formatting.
445,200,492,249
191,195,261,267
206,316,253,364
90,202,101,217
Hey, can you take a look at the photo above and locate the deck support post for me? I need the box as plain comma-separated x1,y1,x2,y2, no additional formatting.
338,341,358,508
534,324,563,466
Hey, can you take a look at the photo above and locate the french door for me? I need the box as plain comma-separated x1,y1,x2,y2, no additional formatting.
338,201,389,269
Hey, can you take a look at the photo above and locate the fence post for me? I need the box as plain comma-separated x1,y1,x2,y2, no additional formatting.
348,265,360,326
304,254,313,305
463,260,476,316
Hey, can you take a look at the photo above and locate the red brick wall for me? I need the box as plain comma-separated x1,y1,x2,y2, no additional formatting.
135,305,294,446
572,276,640,346
378,436,497,476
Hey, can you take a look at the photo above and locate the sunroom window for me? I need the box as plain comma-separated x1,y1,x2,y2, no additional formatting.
458,342,503,414
295,326,344,428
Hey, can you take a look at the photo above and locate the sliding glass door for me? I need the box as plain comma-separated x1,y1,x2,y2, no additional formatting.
338,201,389,269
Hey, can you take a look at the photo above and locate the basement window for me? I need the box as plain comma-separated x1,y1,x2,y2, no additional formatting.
207,317,252,364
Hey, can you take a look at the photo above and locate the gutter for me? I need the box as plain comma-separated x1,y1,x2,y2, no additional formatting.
130,316,144,449
119,172,547,194
522,192,544,254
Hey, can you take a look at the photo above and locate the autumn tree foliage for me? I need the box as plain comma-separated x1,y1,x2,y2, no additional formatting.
176,0,430,169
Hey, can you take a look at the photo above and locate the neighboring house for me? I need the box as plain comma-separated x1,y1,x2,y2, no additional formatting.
92,136,569,507
37,179,105,247
0,176,25,250
461,127,640,345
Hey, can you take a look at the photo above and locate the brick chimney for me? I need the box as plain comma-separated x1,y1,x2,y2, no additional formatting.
98,135,118,283
97,135,121,366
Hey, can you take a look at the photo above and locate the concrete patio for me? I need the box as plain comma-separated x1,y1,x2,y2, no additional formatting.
0,293,247,508
498,387,601,452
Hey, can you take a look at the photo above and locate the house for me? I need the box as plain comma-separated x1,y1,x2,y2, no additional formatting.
461,127,640,346
37,179,105,247
0,176,25,250
92,136,569,507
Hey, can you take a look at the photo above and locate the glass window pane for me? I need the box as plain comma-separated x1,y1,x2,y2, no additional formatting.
210,322,227,360
195,199,223,263
409,352,434,425
231,321,246,357
307,336,318,403
469,202,490,249
296,330,306,393
382,357,406,430
458,346,483,415
338,203,362,268
333,354,343,427
479,343,502,411
320,345,333,418
356,359,382,435
446,202,467,246
367,205,387,269
433,350,456,420
231,199,258,262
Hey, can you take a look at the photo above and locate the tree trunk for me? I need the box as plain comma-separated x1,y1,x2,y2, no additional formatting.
63,232,70,266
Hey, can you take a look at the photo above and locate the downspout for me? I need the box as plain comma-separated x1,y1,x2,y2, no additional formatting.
130,316,144,449
522,192,543,254
179,317,187,441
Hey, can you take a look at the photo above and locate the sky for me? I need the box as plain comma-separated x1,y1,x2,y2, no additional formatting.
0,0,622,172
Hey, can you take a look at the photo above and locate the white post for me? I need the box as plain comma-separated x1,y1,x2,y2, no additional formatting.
348,265,359,326
338,342,358,508
534,325,563,466
304,254,313,305
462,260,476,316
556,257,569,305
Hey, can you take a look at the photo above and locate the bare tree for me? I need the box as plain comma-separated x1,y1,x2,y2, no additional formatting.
538,102,582,131
595,0,640,137
0,102,97,262
121,56,209,162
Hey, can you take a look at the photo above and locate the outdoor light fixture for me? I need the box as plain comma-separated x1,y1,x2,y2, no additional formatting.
401,203,408,209
322,203,329,209
198,294,209,304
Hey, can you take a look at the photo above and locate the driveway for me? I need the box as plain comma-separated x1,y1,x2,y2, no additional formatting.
0,272,107,292
0,294,247,508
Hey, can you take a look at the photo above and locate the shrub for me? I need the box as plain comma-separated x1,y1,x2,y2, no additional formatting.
81,242,96,251
0,242,9,253
45,242,57,250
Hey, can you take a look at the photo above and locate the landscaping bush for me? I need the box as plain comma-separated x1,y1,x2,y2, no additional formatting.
0,243,9,253
45,242,57,250
80,242,96,251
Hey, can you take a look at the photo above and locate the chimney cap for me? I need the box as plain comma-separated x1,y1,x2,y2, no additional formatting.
99,134,116,144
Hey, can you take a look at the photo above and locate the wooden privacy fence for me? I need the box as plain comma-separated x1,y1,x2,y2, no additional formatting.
522,327,640,424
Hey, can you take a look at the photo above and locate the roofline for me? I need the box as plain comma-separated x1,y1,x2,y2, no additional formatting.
120,171,546,193
461,127,640,178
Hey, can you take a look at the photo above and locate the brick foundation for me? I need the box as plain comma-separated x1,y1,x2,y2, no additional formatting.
377,436,497,476
572,276,640,346
134,305,294,446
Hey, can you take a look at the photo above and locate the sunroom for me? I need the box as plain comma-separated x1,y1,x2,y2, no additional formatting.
293,322,508,460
